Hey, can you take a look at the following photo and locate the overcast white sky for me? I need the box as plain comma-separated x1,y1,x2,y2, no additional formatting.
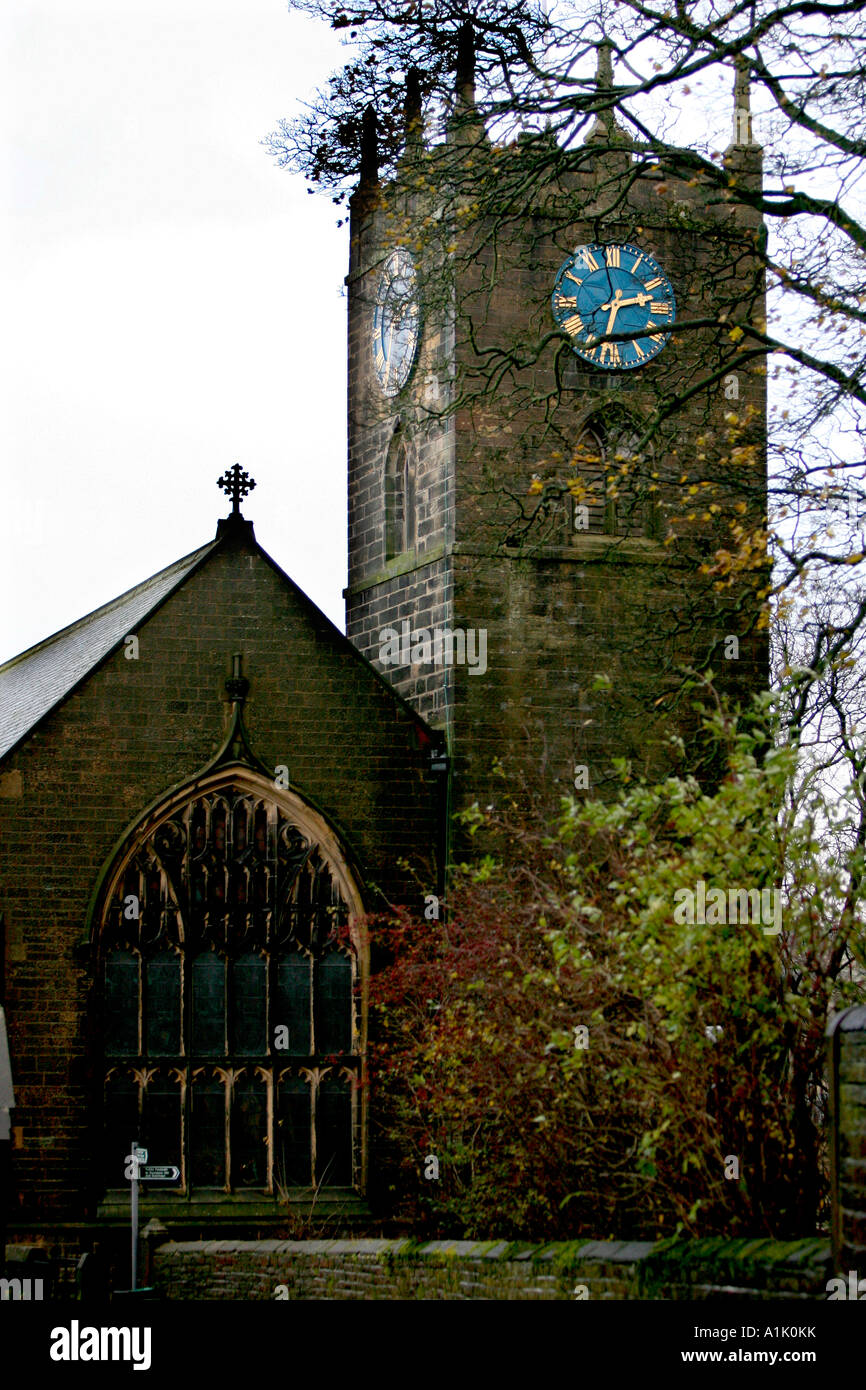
1,0,350,664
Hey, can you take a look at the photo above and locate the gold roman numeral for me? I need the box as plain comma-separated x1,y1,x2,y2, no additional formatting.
605,246,621,268
631,340,647,360
563,313,585,336
650,333,665,344
650,301,671,316
631,253,644,273
576,247,599,272
600,341,621,365
555,294,578,310
644,276,663,290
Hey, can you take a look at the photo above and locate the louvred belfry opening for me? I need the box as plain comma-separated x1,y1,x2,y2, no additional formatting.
98,778,364,1199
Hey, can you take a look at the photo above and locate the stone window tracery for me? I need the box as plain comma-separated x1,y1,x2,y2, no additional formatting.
99,784,360,1198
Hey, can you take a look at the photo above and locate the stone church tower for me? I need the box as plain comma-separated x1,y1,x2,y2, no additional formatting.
345,36,768,852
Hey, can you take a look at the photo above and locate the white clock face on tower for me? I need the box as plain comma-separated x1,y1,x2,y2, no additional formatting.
371,249,420,396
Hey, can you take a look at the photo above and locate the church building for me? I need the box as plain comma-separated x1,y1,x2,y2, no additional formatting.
0,37,767,1271
0,470,444,1250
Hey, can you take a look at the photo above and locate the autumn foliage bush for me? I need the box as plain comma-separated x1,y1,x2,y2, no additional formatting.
367,871,648,1238
366,691,865,1240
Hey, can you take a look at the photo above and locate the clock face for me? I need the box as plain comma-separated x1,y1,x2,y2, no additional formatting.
372,249,420,396
551,243,675,370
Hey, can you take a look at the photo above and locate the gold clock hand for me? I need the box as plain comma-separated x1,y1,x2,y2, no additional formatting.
629,292,654,309
385,319,395,387
600,291,653,312
603,288,623,336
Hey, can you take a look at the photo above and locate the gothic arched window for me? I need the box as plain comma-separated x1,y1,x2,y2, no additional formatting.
569,410,660,540
98,778,363,1200
384,428,416,559
569,423,615,535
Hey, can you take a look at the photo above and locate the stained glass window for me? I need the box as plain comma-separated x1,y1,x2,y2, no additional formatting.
104,951,139,1056
317,1075,353,1188
192,1072,227,1189
99,785,359,1196
192,952,226,1057
231,954,267,1055
277,1075,312,1187
145,954,180,1056
317,953,352,1055
232,1071,267,1188
144,1074,182,1175
103,1072,138,1190
276,955,311,1054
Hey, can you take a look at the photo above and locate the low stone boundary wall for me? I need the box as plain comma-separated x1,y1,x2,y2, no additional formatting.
152,1235,832,1301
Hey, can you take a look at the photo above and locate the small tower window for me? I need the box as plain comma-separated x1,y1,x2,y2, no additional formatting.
385,428,416,559
570,424,615,535
570,410,658,539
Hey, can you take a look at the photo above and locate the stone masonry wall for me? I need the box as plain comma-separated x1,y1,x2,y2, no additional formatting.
152,1235,831,1301
345,185,456,731
451,541,768,820
346,553,454,729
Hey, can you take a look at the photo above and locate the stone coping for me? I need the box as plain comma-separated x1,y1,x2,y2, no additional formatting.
155,1235,829,1269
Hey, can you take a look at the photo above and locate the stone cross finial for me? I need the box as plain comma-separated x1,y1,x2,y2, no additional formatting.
456,21,475,104
217,463,256,515
596,38,614,90
586,37,628,148
405,67,423,146
732,57,754,145
359,103,379,186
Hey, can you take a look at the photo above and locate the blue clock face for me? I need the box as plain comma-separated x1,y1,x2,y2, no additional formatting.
372,249,420,396
551,243,675,370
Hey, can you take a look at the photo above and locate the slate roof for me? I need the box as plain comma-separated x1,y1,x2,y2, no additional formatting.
0,541,217,761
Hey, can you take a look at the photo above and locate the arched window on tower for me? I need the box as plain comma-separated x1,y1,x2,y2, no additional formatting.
569,409,661,540
98,782,361,1201
384,427,416,560
569,422,616,536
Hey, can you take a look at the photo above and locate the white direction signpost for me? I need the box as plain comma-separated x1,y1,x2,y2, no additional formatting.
124,1141,179,1291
